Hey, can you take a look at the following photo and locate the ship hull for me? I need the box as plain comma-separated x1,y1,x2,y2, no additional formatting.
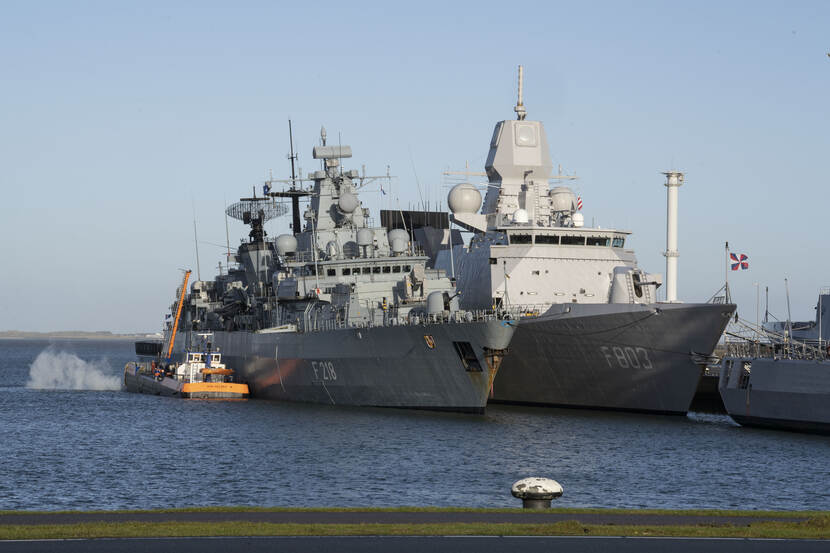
491,302,734,414
179,319,513,413
719,357,830,435
123,363,182,397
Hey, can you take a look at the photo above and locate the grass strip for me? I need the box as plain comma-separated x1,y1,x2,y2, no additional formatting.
0,506,822,518
1,516,829,540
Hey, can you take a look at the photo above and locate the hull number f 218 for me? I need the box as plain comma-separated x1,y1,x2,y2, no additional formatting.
311,361,337,381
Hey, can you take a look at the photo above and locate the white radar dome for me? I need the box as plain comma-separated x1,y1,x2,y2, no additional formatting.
275,234,298,255
512,208,529,224
338,192,359,213
572,213,584,228
357,228,374,246
549,186,577,212
447,183,482,214
387,229,408,253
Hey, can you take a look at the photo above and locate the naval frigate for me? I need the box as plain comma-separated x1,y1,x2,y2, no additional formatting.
436,67,735,415
162,128,515,413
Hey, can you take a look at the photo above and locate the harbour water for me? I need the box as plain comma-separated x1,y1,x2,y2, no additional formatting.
1,339,829,512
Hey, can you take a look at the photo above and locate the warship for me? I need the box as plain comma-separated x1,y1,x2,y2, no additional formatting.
719,290,830,434
160,128,515,413
434,66,735,414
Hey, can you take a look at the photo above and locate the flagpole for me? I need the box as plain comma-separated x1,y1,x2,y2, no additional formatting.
724,241,730,303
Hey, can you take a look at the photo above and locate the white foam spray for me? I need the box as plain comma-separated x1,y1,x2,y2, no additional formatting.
26,349,121,391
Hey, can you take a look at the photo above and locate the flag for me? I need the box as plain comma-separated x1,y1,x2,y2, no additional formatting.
380,183,387,195
730,253,749,271
576,196,583,210
263,183,271,195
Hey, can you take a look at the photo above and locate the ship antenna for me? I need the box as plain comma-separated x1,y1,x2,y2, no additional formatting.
514,65,527,121
288,120,298,190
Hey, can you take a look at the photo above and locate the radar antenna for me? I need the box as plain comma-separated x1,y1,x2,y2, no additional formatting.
514,65,527,121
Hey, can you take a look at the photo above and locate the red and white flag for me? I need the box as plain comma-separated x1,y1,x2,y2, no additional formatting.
730,253,749,271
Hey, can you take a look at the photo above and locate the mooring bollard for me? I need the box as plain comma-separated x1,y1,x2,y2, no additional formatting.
511,477,563,509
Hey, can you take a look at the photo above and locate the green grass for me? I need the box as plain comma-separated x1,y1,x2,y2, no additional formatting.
0,506,822,518
1,516,830,540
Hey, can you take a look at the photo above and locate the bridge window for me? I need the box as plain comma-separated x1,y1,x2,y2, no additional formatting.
342,268,351,275
536,235,559,244
373,266,381,274
586,237,610,246
327,269,336,277
510,234,532,244
362,267,371,274
383,266,391,273
392,265,401,273
612,237,625,248
561,236,585,245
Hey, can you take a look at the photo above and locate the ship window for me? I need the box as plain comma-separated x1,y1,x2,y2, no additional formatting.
362,267,371,274
327,269,336,276
510,234,532,244
372,266,381,274
532,270,540,276
453,341,482,372
536,235,559,244
404,265,411,272
489,258,497,265
612,237,625,248
383,266,391,273
352,267,360,274
586,237,610,246
561,235,585,245
392,265,401,273
342,268,351,275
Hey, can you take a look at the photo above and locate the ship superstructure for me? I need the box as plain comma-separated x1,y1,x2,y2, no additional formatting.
437,66,735,414
164,128,515,413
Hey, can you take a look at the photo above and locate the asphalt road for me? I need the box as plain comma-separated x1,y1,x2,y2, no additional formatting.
1,536,828,553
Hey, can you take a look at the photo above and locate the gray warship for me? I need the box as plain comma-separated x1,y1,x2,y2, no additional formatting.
162,129,515,413
434,67,735,414
719,290,830,434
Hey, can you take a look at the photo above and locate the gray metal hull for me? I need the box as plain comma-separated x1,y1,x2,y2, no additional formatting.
719,357,830,435
177,319,514,413
491,302,734,414
123,363,182,397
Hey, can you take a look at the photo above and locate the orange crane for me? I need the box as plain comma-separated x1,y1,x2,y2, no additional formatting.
166,270,191,361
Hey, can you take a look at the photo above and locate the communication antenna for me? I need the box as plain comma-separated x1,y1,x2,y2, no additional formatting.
514,65,527,121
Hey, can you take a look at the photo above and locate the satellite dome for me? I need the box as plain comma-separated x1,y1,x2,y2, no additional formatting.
390,238,407,253
338,192,359,213
572,213,584,228
427,291,445,315
447,183,482,214
549,186,576,212
357,228,374,246
512,208,529,224
275,234,298,255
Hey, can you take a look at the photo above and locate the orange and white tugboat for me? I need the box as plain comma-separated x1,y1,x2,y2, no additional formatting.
124,270,249,400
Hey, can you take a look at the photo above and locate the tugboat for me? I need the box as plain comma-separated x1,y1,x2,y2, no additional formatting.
125,271,250,400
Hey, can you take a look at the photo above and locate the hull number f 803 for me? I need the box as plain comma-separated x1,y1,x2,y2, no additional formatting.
311,361,337,381
600,346,653,370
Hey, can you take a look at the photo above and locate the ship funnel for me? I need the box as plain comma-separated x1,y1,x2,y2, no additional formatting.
662,171,684,302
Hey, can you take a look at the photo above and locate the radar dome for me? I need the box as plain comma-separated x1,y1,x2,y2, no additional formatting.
512,208,529,224
357,228,374,246
549,186,577,212
387,229,408,253
572,213,584,228
275,234,298,255
338,192,359,213
447,183,482,214
427,291,445,315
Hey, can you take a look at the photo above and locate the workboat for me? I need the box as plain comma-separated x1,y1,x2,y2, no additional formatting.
125,279,249,400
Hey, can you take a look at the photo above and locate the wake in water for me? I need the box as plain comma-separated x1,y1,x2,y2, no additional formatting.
26,349,121,391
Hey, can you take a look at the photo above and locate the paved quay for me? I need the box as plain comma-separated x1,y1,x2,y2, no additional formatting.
0,510,808,527
0,536,827,553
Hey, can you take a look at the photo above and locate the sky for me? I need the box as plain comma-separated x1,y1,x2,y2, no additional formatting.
1,1,829,332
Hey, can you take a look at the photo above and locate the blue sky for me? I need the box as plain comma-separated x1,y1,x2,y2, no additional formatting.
1,1,828,332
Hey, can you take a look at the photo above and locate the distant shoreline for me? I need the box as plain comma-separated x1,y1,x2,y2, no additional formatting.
0,331,160,341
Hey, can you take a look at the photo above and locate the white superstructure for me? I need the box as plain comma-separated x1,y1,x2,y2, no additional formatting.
441,66,663,310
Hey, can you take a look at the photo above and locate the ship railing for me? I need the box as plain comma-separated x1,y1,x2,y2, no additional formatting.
724,338,827,361
297,306,513,334
280,246,428,266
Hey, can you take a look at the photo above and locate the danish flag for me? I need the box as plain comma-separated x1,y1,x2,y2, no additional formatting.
730,253,749,271
576,196,583,210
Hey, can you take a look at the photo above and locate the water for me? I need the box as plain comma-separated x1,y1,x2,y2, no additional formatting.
1,339,829,512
